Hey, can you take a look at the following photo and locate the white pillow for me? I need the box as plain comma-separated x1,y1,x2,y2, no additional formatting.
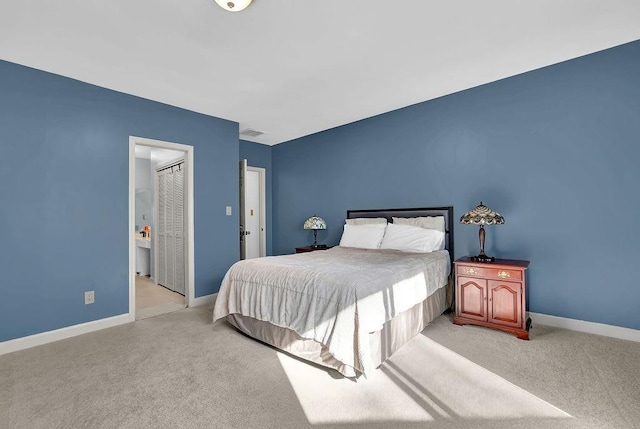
345,217,388,226
392,216,445,233
380,223,445,253
339,224,387,249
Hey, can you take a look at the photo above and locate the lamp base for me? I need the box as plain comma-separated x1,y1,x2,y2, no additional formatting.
310,244,327,249
472,254,495,263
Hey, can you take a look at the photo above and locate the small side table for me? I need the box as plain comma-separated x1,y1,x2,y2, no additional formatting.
453,256,531,340
295,246,332,253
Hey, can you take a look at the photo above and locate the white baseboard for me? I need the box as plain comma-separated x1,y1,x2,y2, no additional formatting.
2,293,217,356
529,312,640,343
192,293,217,307
0,313,132,356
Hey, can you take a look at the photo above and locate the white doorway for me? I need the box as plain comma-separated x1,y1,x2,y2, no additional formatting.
128,136,195,321
240,160,266,259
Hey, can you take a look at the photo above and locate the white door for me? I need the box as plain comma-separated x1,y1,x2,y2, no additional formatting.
239,159,247,260
157,161,185,294
244,170,261,259
157,169,168,287
239,160,266,260
173,164,185,295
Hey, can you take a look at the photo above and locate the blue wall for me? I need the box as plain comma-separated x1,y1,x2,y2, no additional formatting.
272,40,640,330
240,140,273,255
0,60,239,342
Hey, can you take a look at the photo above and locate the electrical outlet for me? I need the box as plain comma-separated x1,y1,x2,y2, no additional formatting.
84,291,95,305
226,206,232,216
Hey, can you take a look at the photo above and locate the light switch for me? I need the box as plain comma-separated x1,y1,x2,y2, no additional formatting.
226,206,232,216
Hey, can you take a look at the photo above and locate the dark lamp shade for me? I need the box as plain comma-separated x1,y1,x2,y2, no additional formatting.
459,202,504,225
303,216,327,230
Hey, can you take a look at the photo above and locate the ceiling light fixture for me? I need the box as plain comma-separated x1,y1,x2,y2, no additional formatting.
215,0,252,12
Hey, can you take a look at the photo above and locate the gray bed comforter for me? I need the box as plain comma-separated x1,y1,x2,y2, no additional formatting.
213,246,449,375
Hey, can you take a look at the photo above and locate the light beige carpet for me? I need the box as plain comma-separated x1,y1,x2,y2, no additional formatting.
1,306,639,429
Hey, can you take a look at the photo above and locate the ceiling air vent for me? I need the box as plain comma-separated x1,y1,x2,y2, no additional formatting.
240,128,265,138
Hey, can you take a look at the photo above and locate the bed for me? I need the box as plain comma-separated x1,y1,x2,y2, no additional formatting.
213,207,454,377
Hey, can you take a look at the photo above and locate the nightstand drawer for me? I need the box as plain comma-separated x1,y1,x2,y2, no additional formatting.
456,265,523,281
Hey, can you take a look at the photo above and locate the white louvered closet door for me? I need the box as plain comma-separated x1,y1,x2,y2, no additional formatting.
157,170,168,288
173,166,185,295
166,167,175,292
157,162,185,295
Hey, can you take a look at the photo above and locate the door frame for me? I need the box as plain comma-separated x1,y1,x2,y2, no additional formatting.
128,136,195,321
246,165,267,258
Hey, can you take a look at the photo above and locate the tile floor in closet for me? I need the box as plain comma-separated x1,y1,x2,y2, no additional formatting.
135,275,185,320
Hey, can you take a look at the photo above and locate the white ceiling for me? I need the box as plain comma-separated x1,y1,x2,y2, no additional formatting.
1,1,639,145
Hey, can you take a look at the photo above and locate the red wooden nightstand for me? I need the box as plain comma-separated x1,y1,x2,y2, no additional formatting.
453,257,531,340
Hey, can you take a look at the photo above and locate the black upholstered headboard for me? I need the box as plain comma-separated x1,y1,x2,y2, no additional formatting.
346,206,454,264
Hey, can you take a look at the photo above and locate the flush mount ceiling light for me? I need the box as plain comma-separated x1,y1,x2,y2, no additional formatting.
215,0,252,12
